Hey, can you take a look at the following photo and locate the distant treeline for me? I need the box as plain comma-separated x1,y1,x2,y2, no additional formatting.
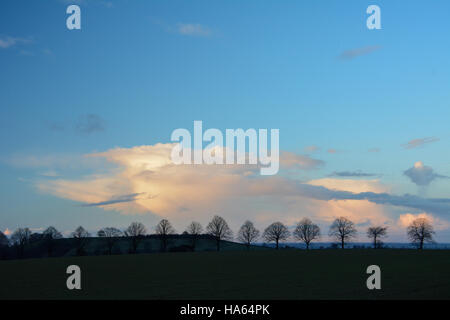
0,215,436,260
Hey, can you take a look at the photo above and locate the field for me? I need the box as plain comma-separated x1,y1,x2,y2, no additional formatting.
1,249,450,300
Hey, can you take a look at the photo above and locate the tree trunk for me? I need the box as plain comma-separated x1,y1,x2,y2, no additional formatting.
419,238,424,250
341,238,344,249
216,238,220,251
306,242,310,250
276,239,279,250
373,235,377,249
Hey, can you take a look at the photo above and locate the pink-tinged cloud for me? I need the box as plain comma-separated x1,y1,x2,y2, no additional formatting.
34,143,450,234
397,213,450,231
402,137,439,149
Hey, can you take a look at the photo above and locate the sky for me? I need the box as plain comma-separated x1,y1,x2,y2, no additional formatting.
1,0,450,242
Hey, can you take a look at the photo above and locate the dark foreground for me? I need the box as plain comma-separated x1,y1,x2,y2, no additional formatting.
1,249,449,300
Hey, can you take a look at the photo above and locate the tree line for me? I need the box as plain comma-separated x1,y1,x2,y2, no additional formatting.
0,215,436,259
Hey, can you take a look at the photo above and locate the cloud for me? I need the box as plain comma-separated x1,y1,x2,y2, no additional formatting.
279,152,324,170
327,149,338,154
338,45,381,60
176,23,212,37
0,36,32,49
402,137,439,149
329,171,379,178
3,228,11,236
397,213,450,231
81,193,145,207
32,143,450,237
368,148,380,153
47,122,65,132
304,145,320,153
404,161,447,186
75,114,105,134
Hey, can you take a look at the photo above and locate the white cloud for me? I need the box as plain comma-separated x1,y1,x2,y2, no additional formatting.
0,36,32,49
176,23,212,37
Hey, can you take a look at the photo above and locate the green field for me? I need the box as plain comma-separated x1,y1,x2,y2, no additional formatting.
1,249,450,300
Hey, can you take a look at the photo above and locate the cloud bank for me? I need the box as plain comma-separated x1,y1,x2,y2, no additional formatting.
32,143,450,235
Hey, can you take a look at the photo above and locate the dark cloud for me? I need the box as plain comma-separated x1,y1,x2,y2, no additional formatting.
338,45,381,60
75,114,105,134
329,171,379,178
290,182,450,216
81,193,142,207
403,161,447,186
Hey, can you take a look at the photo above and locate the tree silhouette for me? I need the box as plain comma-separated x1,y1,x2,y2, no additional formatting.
407,217,435,250
71,226,90,256
0,231,9,259
206,215,233,251
98,227,123,254
43,226,63,257
262,222,290,250
0,231,8,247
328,217,357,249
237,221,260,249
185,221,203,251
11,228,32,258
367,226,388,249
155,219,176,252
293,218,320,250
124,222,146,253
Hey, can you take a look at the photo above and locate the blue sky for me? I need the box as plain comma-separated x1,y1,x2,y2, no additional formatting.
1,0,450,241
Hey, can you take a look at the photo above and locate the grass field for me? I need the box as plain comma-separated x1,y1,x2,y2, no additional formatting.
1,249,450,300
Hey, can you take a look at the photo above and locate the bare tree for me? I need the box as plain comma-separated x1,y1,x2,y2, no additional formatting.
206,215,233,251
185,221,203,251
43,226,63,257
11,228,32,258
262,222,290,250
71,226,90,256
237,221,260,249
328,217,357,249
98,227,123,254
155,219,176,252
407,217,435,250
124,222,146,253
293,218,320,250
367,226,388,249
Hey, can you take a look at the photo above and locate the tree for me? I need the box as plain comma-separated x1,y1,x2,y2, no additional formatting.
328,217,357,249
185,221,203,251
0,231,9,259
206,215,233,251
98,227,123,255
124,222,146,253
0,231,8,247
71,226,90,256
367,226,388,249
11,228,32,258
237,221,260,249
262,222,290,250
407,217,435,250
155,219,176,252
293,218,320,250
43,226,63,257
